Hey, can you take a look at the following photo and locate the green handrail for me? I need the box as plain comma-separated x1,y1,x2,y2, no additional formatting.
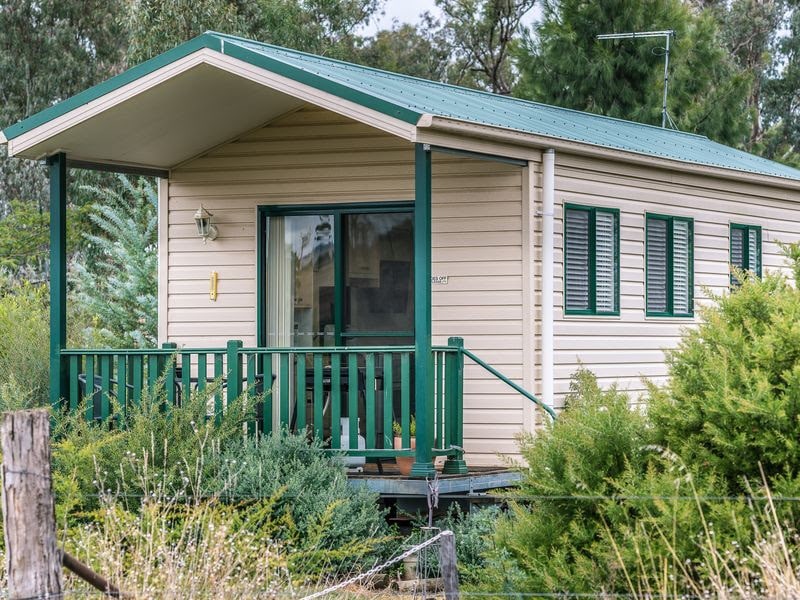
461,348,557,421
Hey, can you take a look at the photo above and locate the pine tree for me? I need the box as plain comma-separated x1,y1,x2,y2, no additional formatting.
515,0,752,145
72,176,157,348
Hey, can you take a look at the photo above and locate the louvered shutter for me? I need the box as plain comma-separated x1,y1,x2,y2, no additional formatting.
646,218,668,313
595,211,616,312
730,227,744,270
748,228,760,274
565,209,590,311
672,220,691,314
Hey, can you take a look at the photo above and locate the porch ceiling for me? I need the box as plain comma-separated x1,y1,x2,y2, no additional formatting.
9,63,304,170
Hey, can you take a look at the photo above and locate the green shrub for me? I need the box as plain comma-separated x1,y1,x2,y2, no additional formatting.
212,430,390,575
435,503,503,585
650,259,800,493
0,282,49,405
52,380,251,513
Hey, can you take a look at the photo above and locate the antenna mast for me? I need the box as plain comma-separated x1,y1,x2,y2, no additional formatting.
597,30,676,128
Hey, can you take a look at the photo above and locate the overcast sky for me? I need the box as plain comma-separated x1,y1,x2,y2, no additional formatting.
361,0,540,35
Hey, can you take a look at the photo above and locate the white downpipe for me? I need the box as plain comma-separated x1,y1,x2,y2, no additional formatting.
542,149,555,410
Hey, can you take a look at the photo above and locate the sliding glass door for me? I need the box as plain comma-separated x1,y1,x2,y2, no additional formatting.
263,206,414,348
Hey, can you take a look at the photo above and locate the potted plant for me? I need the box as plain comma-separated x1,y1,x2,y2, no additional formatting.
393,416,416,476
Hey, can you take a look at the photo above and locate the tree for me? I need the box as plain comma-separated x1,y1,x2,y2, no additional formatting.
0,0,127,213
516,0,752,145
761,3,800,166
71,176,157,348
126,0,384,64
436,0,536,94
356,19,451,81
716,0,785,148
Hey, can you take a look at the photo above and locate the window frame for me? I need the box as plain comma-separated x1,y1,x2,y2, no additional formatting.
645,213,694,318
729,223,762,282
256,201,415,347
563,203,621,317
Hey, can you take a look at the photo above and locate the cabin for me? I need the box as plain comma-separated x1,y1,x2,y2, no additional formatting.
4,32,800,475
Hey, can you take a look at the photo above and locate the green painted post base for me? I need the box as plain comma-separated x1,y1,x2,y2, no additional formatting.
442,458,468,475
410,461,436,478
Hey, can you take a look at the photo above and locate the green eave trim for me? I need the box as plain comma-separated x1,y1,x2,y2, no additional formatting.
3,31,421,143
3,34,222,141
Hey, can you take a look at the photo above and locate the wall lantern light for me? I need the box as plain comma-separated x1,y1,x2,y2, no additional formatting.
193,205,218,243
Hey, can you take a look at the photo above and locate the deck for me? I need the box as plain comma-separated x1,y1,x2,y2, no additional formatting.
348,464,521,497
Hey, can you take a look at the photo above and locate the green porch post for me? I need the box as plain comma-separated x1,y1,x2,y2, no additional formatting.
411,143,436,477
48,152,68,411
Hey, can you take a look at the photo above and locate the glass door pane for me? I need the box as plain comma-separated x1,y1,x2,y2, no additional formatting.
343,212,414,346
266,214,335,347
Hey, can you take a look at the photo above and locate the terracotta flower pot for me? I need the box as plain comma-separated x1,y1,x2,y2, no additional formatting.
394,435,416,476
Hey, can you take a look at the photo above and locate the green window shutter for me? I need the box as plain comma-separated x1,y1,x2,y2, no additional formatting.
595,210,617,313
672,219,691,315
730,226,744,270
564,208,590,311
646,214,693,316
646,217,668,313
748,228,760,274
729,224,762,283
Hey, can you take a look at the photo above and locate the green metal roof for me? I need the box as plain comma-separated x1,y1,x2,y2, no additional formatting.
5,31,800,182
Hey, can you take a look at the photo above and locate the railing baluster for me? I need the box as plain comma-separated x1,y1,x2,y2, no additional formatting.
295,353,306,432
84,355,95,422
246,352,256,436
365,353,375,449
444,349,456,449
331,353,341,449
100,354,111,422
401,352,410,449
69,355,80,413
163,343,177,408
214,352,224,423
197,353,207,392
383,353,393,449
262,353,273,434
436,350,444,450
147,354,159,398
348,353,358,449
116,354,127,423
181,353,191,406
131,355,143,407
279,353,290,428
313,354,323,441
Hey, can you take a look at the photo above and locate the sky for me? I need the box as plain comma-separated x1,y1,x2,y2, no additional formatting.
361,0,541,35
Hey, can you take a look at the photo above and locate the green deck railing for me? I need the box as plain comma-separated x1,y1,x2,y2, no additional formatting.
59,339,467,463
59,337,553,467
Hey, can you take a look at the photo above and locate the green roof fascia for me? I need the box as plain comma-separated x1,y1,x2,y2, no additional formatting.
217,38,421,125
4,34,224,141
3,31,422,143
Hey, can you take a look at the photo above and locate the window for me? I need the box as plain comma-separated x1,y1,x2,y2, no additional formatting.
646,214,693,317
730,224,761,282
564,204,620,315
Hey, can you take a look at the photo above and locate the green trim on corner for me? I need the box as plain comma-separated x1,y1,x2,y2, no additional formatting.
645,213,694,318
410,143,436,478
48,152,68,410
729,223,762,281
563,203,620,316
4,34,222,140
256,207,267,347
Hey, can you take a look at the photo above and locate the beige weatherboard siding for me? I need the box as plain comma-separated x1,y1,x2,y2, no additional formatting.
164,105,530,466
544,153,800,407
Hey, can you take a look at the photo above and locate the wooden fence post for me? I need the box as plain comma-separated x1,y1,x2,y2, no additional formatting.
1,409,63,599
439,530,459,600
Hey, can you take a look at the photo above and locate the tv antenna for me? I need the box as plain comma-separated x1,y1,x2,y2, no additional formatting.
597,30,676,129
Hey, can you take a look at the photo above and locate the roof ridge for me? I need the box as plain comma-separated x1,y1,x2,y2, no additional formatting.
208,30,710,142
